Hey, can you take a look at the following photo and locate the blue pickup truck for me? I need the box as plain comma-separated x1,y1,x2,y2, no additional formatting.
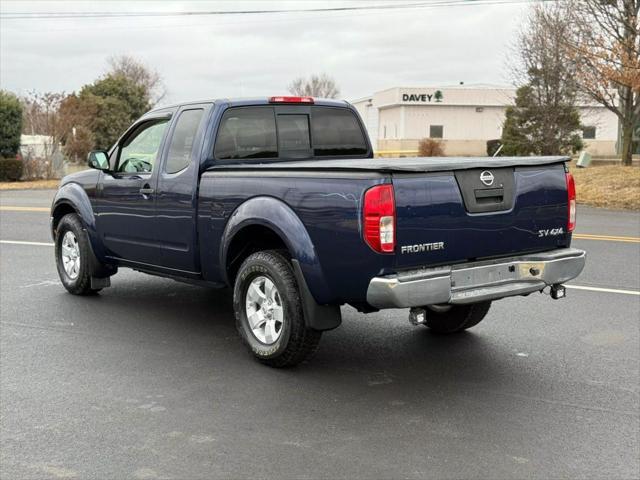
51,96,586,367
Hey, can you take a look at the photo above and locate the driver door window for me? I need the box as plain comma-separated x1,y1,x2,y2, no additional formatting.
117,120,169,173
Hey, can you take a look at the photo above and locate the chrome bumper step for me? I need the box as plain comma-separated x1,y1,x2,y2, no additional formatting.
366,248,586,309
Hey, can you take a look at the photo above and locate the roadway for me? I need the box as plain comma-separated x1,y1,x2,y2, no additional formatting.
1,189,638,479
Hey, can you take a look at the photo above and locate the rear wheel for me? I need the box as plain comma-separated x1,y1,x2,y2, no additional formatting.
233,250,322,368
424,301,492,334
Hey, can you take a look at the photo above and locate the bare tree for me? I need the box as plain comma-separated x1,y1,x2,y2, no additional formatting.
21,92,71,178
557,0,639,165
58,94,98,163
288,73,340,98
503,3,584,155
107,54,166,106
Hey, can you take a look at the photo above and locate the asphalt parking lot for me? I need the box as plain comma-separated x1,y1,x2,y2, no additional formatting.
1,189,639,480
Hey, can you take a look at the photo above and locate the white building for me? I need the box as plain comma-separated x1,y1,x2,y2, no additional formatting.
352,85,619,156
20,134,58,159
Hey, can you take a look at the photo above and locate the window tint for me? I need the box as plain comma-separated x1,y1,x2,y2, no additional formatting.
582,126,596,139
214,107,277,160
277,114,311,157
117,120,169,173
311,107,367,156
165,109,204,174
429,125,443,139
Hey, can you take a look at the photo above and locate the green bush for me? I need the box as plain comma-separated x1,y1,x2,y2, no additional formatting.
0,157,24,181
0,91,23,158
486,139,502,156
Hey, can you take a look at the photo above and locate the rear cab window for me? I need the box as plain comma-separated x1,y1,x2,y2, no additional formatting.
214,105,368,162
214,107,277,160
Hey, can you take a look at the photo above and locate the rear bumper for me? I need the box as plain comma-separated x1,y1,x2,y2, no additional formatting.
366,248,586,309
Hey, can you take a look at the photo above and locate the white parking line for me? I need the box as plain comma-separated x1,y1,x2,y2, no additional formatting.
565,285,640,296
0,240,54,247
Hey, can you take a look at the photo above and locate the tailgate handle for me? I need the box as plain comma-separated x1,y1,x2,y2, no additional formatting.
474,187,504,204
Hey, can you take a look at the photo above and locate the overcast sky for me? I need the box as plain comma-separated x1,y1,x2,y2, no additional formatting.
1,1,530,106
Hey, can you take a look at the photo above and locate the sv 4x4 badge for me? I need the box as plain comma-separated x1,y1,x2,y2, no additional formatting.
538,228,565,237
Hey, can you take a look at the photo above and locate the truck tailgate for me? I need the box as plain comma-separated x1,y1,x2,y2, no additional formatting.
392,162,570,269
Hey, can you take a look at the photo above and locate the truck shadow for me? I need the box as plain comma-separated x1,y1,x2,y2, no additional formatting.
76,274,524,393
54,274,556,446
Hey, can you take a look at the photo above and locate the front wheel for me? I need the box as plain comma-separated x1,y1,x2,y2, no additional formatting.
233,250,322,368
55,213,107,295
424,301,492,334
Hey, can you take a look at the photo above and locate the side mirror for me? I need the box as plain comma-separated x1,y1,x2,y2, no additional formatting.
87,150,109,171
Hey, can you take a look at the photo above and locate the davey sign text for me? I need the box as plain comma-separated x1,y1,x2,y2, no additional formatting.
402,90,444,103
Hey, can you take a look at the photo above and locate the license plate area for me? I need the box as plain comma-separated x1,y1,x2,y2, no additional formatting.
452,260,545,290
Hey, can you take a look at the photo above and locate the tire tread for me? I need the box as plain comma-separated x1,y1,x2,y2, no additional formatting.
55,213,103,296
234,250,321,368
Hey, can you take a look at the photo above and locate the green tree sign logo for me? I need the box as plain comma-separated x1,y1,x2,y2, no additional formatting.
434,90,443,103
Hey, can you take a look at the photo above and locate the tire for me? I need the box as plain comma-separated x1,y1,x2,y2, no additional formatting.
424,301,492,334
233,250,322,368
55,213,107,295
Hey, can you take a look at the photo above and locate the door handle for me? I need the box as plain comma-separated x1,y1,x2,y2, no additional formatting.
140,185,155,195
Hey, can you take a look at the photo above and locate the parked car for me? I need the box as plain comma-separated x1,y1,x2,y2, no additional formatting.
50,96,586,367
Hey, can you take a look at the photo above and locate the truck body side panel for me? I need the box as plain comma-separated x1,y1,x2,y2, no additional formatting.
197,172,391,304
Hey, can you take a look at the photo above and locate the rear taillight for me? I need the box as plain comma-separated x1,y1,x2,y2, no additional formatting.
363,184,396,253
566,171,576,232
269,96,314,104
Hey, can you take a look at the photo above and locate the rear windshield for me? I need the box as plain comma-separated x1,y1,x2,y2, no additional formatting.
214,106,368,161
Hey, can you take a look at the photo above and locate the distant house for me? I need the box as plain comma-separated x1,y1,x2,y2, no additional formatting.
19,134,65,178
20,134,60,159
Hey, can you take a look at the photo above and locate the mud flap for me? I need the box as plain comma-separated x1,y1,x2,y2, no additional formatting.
291,259,342,331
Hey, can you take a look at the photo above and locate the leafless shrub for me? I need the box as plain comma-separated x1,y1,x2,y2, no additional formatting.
418,138,445,157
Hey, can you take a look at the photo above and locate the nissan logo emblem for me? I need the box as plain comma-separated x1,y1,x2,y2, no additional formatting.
480,170,494,186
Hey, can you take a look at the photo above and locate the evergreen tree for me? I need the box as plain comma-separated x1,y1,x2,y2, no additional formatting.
502,4,584,156
501,85,583,156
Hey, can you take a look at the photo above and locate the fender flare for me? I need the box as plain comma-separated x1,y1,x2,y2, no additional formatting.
51,183,106,262
220,196,341,330
221,196,332,303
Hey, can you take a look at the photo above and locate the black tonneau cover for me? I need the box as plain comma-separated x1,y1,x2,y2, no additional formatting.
209,156,568,173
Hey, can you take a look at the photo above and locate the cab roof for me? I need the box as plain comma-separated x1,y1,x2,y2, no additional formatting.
149,97,350,114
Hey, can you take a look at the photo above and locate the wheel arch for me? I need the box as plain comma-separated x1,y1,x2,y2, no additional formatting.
220,196,334,307
51,183,105,261
223,217,341,331
51,201,77,234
